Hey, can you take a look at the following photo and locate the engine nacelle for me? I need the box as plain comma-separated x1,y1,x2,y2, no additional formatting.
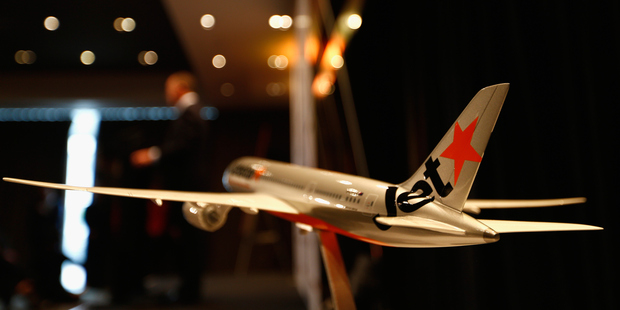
182,202,232,232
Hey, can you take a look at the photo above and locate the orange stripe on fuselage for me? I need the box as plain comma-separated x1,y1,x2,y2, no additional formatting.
267,211,392,247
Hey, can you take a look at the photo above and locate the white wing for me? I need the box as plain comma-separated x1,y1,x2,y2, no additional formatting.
3,177,298,214
463,197,587,214
479,219,602,233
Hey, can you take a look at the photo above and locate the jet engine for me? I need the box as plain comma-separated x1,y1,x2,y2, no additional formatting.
182,202,232,232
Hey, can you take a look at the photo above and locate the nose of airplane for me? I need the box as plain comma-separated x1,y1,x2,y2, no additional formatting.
483,229,500,243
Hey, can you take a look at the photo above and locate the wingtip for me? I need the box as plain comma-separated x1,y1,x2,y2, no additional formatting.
3,177,30,184
483,82,510,90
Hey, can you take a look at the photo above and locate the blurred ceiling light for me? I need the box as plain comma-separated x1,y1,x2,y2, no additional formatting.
121,17,136,32
266,82,287,96
113,17,124,31
61,261,87,295
312,72,336,97
114,17,136,32
268,55,288,70
347,14,362,30
80,51,95,65
317,79,334,96
275,55,288,69
44,16,60,31
220,83,235,97
200,14,215,29
138,51,158,65
144,51,158,65
269,15,281,28
267,55,277,68
280,15,293,29
15,50,36,64
320,39,344,70
269,15,293,30
212,54,226,68
331,55,344,69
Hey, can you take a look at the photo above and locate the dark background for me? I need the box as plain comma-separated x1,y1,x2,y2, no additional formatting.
1,1,617,309
346,1,617,309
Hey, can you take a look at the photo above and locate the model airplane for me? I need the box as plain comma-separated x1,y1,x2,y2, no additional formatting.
4,83,601,248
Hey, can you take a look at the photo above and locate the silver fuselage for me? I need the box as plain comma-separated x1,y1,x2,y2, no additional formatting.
223,157,497,247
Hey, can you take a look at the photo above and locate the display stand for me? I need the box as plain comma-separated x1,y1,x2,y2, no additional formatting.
319,230,357,310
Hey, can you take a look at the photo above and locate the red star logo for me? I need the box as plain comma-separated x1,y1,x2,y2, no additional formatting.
440,117,482,184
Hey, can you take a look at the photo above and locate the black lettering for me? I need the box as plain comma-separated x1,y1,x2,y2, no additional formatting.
384,186,398,217
376,183,435,230
423,157,453,197
372,186,400,231
397,180,434,213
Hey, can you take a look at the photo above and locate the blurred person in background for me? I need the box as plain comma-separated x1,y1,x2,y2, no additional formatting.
130,71,210,304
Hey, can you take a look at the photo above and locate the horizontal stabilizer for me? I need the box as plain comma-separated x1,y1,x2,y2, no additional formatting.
463,197,587,214
3,177,299,214
375,215,466,235
479,219,603,233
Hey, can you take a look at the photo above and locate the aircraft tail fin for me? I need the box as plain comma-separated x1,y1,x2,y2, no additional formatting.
399,83,509,211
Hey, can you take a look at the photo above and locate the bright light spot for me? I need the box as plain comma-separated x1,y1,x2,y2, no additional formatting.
331,55,344,69
318,79,334,96
281,15,293,29
275,55,288,69
113,17,124,31
266,82,286,96
15,50,36,64
67,135,97,164
63,109,100,265
337,180,353,185
80,51,95,65
121,17,136,32
220,83,234,97
114,17,136,32
347,14,362,29
60,109,100,296
200,14,215,29
269,15,281,28
212,54,226,68
144,51,158,65
335,204,346,209
60,261,87,295
44,16,59,31
269,15,293,30
313,72,336,98
268,55,288,70
139,51,158,65
267,55,277,68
